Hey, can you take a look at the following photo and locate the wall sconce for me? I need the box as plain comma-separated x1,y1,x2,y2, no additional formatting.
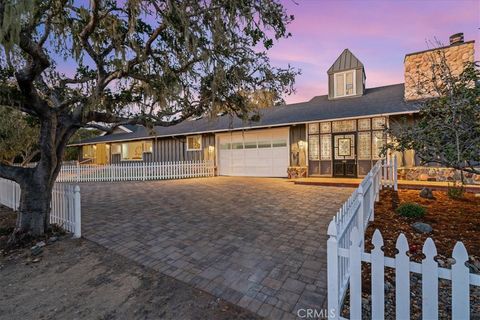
208,145,215,153
298,140,305,149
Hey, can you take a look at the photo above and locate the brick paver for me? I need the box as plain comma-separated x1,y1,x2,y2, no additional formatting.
80,177,351,319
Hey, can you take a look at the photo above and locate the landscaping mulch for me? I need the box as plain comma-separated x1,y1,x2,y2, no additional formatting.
342,189,480,319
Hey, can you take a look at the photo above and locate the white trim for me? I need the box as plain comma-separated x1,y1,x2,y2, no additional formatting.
186,135,202,151
334,70,356,98
68,110,419,147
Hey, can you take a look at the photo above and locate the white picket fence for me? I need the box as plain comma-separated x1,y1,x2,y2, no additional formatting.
343,228,480,320
56,160,215,182
327,155,480,319
0,178,81,237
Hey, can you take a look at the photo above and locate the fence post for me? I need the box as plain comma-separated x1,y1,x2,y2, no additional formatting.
76,163,80,183
73,185,81,238
357,184,365,251
393,155,398,191
327,220,339,320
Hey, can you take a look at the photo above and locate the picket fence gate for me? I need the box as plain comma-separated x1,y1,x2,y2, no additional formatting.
56,160,215,182
0,178,81,237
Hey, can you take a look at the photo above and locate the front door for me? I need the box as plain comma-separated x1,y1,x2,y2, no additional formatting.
333,134,357,177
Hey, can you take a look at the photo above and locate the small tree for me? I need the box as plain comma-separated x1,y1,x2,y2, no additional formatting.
0,0,298,240
388,49,480,182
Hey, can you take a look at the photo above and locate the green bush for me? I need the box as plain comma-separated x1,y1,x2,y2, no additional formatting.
447,182,465,199
396,202,426,218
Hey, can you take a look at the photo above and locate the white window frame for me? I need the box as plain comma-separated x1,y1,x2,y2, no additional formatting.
333,70,356,98
186,135,202,151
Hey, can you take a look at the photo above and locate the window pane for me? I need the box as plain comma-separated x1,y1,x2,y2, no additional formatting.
308,123,319,134
358,132,371,160
358,118,371,131
320,122,331,133
372,117,386,130
244,141,257,149
232,142,244,149
111,143,121,154
219,143,231,150
83,145,95,158
258,141,271,148
372,131,386,159
332,120,356,132
320,134,332,160
187,136,202,150
308,135,319,160
335,73,345,96
272,140,287,147
122,141,143,160
346,71,354,95
144,141,153,153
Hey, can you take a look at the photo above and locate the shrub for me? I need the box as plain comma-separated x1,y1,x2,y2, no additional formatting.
447,182,465,199
396,202,426,218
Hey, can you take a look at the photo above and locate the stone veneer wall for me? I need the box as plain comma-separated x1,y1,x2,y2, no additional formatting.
398,167,480,185
404,41,475,101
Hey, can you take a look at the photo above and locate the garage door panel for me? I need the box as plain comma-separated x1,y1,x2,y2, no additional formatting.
216,128,289,177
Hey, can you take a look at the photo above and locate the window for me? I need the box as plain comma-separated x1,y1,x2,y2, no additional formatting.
187,135,202,151
372,117,386,130
320,122,331,133
334,70,355,97
272,140,287,148
320,134,332,160
332,120,356,132
358,118,371,131
121,141,144,161
244,141,257,149
83,145,96,159
308,135,319,160
111,143,121,154
144,141,153,153
308,123,319,134
232,142,244,149
219,143,231,150
372,131,386,159
258,141,271,148
358,132,371,160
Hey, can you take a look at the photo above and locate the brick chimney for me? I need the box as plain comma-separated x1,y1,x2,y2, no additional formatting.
404,33,475,101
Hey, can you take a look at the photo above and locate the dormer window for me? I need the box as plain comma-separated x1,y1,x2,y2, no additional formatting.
334,70,356,98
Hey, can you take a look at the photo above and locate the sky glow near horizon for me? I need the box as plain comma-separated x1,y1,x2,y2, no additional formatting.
271,0,479,104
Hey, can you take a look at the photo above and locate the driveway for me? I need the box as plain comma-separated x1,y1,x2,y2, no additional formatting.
81,177,351,319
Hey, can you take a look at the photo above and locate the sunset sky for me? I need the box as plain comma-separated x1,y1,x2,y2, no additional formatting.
271,0,479,104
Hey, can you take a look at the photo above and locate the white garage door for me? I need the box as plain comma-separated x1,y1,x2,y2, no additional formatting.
217,128,289,177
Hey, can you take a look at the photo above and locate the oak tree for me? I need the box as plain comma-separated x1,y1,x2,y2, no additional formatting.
0,0,297,240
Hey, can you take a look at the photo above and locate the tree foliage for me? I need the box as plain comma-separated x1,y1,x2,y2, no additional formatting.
388,55,480,176
0,107,39,165
0,0,298,238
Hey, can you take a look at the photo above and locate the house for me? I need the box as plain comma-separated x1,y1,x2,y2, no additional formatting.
70,33,475,180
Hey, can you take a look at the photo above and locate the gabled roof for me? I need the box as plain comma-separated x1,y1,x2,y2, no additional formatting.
327,49,364,74
70,83,419,146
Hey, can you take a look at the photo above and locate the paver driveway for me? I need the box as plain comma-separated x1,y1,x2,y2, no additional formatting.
81,177,351,319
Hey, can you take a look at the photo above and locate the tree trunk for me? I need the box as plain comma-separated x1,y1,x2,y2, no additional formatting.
12,169,65,240
14,174,53,238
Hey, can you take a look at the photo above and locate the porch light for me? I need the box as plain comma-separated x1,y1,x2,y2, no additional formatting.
208,145,215,153
298,140,305,148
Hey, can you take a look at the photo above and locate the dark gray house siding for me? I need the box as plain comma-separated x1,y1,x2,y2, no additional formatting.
289,124,307,167
153,134,215,163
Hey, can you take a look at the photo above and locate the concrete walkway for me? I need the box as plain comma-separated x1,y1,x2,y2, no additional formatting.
80,177,351,319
